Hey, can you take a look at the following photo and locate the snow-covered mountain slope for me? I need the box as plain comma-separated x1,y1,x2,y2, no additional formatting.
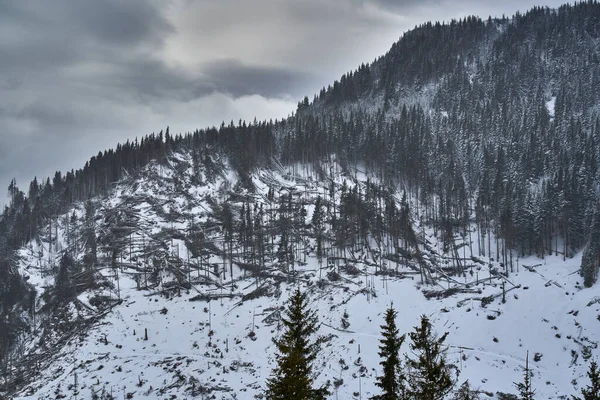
8,152,600,399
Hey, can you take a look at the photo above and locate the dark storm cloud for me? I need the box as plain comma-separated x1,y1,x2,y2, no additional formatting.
16,101,79,128
102,58,314,102
0,0,312,193
369,0,442,11
68,0,173,47
96,58,212,102
0,0,172,48
0,0,172,75
201,60,316,99
0,0,173,192
0,0,313,103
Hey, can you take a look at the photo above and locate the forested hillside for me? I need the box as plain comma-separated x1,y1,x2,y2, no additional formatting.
2,2,600,397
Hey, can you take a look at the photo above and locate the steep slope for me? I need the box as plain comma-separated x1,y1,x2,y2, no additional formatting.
5,154,600,399
291,2,600,279
2,2,600,399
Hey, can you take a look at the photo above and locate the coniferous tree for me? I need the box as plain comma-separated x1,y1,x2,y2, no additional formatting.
574,360,600,400
56,252,75,300
581,203,600,287
83,200,97,273
371,305,406,400
515,351,535,400
453,381,480,400
276,230,290,270
265,288,329,400
405,315,457,400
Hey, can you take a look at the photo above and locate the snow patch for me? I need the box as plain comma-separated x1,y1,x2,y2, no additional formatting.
546,96,556,118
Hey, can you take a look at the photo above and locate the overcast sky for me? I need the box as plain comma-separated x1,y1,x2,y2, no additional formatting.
0,0,566,197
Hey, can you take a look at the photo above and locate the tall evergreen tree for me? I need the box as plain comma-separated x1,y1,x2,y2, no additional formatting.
265,288,329,400
581,203,600,287
574,360,600,400
83,200,97,271
371,304,406,400
405,315,457,400
56,252,75,301
514,351,535,400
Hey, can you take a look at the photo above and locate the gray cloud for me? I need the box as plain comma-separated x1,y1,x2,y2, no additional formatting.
0,0,568,197
0,0,172,48
368,0,442,12
0,1,315,103
367,0,565,21
16,101,80,128
201,59,316,99
97,58,213,102
68,0,174,47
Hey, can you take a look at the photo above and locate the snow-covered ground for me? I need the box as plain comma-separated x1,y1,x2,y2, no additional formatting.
546,96,556,119
8,153,600,399
15,252,599,399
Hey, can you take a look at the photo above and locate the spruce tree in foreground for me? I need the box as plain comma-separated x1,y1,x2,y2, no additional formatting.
515,351,535,400
265,288,329,400
371,305,406,400
405,315,457,400
574,360,600,400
